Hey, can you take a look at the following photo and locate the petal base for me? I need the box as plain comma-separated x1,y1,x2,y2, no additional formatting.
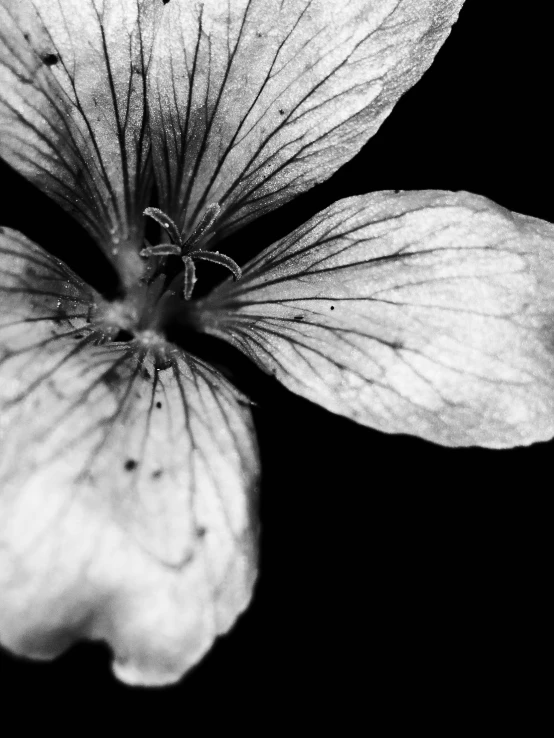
0,227,259,685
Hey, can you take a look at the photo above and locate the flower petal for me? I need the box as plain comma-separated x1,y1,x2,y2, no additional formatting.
0,228,259,685
194,190,554,448
0,0,162,284
148,0,464,237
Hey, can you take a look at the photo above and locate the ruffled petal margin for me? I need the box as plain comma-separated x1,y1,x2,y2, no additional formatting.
0,227,259,685
148,0,464,238
194,190,554,448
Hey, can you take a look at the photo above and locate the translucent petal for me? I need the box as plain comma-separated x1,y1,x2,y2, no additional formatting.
148,0,464,238
0,0,162,285
194,191,554,448
0,228,259,685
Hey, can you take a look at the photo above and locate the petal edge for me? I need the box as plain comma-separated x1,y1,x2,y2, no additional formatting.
195,190,554,448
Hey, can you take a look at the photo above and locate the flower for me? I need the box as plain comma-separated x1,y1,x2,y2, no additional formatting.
0,0,552,688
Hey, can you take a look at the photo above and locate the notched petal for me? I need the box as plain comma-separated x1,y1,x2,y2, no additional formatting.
195,190,554,448
149,0,464,238
0,228,259,685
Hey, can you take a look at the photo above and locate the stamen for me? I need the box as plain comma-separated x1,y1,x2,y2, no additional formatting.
143,207,182,246
182,203,221,253
140,243,182,257
192,250,242,281
182,256,197,301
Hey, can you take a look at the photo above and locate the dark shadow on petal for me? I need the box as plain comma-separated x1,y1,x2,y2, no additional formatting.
0,159,121,298
165,316,275,399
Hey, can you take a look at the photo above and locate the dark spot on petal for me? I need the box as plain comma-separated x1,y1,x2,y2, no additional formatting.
73,333,84,340
23,32,30,42
124,459,138,471
196,526,207,539
102,365,123,390
279,108,285,115
152,469,163,479
330,305,335,310
162,0,171,4
41,53,59,66
293,315,304,321
156,401,162,409
256,31,263,37
155,356,173,371
140,365,151,380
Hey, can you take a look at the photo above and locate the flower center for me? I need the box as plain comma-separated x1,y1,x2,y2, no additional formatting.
93,204,240,347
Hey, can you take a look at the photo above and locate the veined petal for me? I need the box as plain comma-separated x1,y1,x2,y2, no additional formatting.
0,228,259,685
194,191,554,448
0,0,163,285
148,0,464,238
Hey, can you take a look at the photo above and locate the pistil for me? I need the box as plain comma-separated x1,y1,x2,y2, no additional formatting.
93,205,241,345
140,204,242,301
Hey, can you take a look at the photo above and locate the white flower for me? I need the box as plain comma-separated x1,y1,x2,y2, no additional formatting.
0,0,551,687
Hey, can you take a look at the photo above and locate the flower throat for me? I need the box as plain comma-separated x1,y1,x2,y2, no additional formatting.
94,204,241,347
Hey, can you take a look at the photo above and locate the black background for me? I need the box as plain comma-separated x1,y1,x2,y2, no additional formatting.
0,0,549,727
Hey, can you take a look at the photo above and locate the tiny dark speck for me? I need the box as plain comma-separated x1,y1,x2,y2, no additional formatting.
330,305,335,310
256,31,263,37
293,315,304,321
103,365,122,389
73,333,84,340
152,469,163,479
279,108,285,115
162,0,171,4
41,53,59,66
23,32,30,42
196,526,207,538
156,401,162,409
124,459,138,471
